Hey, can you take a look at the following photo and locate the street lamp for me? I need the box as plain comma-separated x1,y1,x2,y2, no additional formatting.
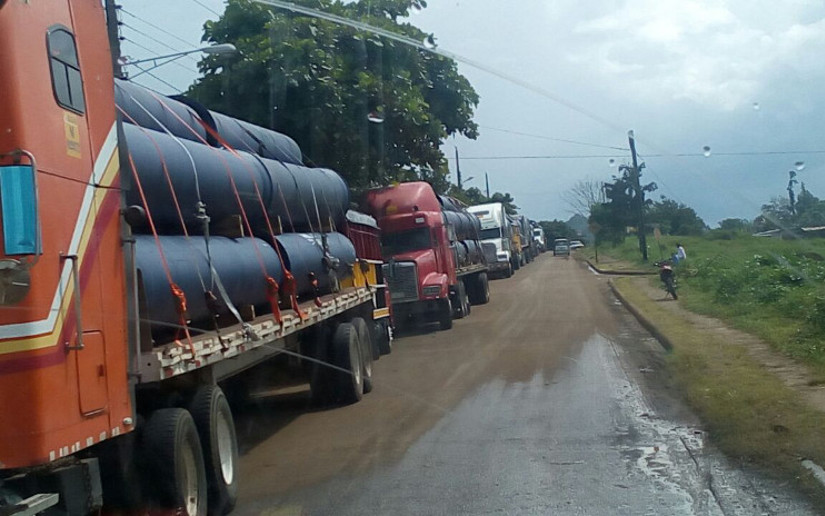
123,43,237,79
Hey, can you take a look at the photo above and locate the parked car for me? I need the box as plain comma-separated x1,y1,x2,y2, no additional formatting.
570,240,585,249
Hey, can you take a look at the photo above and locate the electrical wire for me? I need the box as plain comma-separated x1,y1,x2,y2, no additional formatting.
251,0,626,136
121,8,203,51
188,0,221,17
128,61,188,93
478,125,628,151
120,22,201,65
120,40,200,80
447,149,825,160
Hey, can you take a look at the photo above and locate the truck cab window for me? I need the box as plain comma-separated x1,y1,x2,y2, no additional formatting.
47,27,85,113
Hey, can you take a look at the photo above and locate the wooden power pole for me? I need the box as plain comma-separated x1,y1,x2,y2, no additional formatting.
627,130,648,262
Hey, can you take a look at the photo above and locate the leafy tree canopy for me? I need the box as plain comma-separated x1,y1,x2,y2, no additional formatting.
648,196,707,236
538,220,574,243
188,0,479,193
718,218,753,232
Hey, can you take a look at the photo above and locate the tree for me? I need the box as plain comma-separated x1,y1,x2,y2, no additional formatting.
562,178,606,218
539,220,574,243
718,218,752,232
647,197,707,235
188,0,479,192
489,192,518,215
754,197,795,232
447,185,488,206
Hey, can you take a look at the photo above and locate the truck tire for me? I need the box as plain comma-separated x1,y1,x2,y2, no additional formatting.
373,319,392,355
141,408,208,516
513,257,521,271
468,273,490,305
331,322,364,404
504,264,513,279
308,326,335,406
189,386,239,515
352,317,374,394
438,299,453,331
454,283,469,319
98,432,144,511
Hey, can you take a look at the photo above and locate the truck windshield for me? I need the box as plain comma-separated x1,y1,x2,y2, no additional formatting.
381,228,431,257
479,227,501,240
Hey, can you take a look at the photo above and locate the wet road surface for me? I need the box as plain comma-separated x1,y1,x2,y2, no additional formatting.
231,255,818,515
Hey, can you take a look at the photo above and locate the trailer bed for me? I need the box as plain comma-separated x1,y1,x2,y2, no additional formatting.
138,286,375,383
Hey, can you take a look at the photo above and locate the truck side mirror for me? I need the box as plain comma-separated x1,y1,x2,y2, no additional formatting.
0,163,41,256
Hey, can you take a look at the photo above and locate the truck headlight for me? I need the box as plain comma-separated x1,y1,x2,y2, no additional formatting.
496,252,508,261
422,285,441,297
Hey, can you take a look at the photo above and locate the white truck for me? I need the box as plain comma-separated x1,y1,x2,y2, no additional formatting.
468,202,514,278
532,226,547,253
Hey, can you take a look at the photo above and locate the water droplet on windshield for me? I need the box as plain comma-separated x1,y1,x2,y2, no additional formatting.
423,35,437,50
702,146,712,157
608,158,616,167
752,102,760,111
795,161,806,171
367,111,385,124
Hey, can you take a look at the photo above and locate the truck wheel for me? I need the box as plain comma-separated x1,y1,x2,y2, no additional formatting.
141,408,208,516
438,299,453,331
352,317,374,394
98,432,144,511
373,319,392,355
331,322,364,404
454,283,469,319
308,326,335,405
468,273,490,305
513,257,520,271
189,386,239,515
504,264,513,278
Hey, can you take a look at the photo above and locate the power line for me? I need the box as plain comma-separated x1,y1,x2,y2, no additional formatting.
121,8,202,50
478,125,628,151
251,0,627,137
188,0,221,16
447,149,825,160
129,63,188,93
120,36,200,77
121,22,201,65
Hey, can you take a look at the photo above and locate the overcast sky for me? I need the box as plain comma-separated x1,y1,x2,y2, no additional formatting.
122,0,825,226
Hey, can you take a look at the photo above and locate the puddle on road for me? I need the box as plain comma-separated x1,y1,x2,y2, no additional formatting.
237,332,818,516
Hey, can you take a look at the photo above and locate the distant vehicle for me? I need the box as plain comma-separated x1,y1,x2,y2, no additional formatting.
553,238,570,257
532,227,546,253
468,202,514,278
570,240,585,249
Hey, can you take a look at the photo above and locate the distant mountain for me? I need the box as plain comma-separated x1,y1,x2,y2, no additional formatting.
566,214,593,243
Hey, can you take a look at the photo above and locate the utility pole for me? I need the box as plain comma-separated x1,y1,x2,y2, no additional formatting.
485,172,490,198
627,130,648,261
105,0,123,79
455,146,462,190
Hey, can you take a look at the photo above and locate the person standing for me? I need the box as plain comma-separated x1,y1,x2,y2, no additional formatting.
673,242,686,264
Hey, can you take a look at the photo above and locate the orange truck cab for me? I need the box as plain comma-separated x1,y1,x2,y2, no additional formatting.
0,2,391,514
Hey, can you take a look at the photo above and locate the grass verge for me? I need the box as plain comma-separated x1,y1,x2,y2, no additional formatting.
593,235,825,377
613,275,825,507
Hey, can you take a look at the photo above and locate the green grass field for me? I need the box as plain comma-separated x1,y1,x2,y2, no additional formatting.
593,234,825,376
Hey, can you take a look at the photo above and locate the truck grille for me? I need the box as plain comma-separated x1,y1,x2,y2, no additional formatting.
383,261,418,303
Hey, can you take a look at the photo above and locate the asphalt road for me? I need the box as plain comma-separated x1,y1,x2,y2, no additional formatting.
231,254,818,515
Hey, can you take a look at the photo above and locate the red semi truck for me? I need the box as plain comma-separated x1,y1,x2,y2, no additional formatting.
365,182,490,330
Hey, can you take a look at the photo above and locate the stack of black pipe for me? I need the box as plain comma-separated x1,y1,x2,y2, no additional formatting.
116,80,356,342
437,195,484,267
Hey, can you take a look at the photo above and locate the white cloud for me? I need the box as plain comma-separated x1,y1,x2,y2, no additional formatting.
565,0,825,110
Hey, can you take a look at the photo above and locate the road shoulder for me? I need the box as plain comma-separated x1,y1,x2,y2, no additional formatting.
611,274,825,509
